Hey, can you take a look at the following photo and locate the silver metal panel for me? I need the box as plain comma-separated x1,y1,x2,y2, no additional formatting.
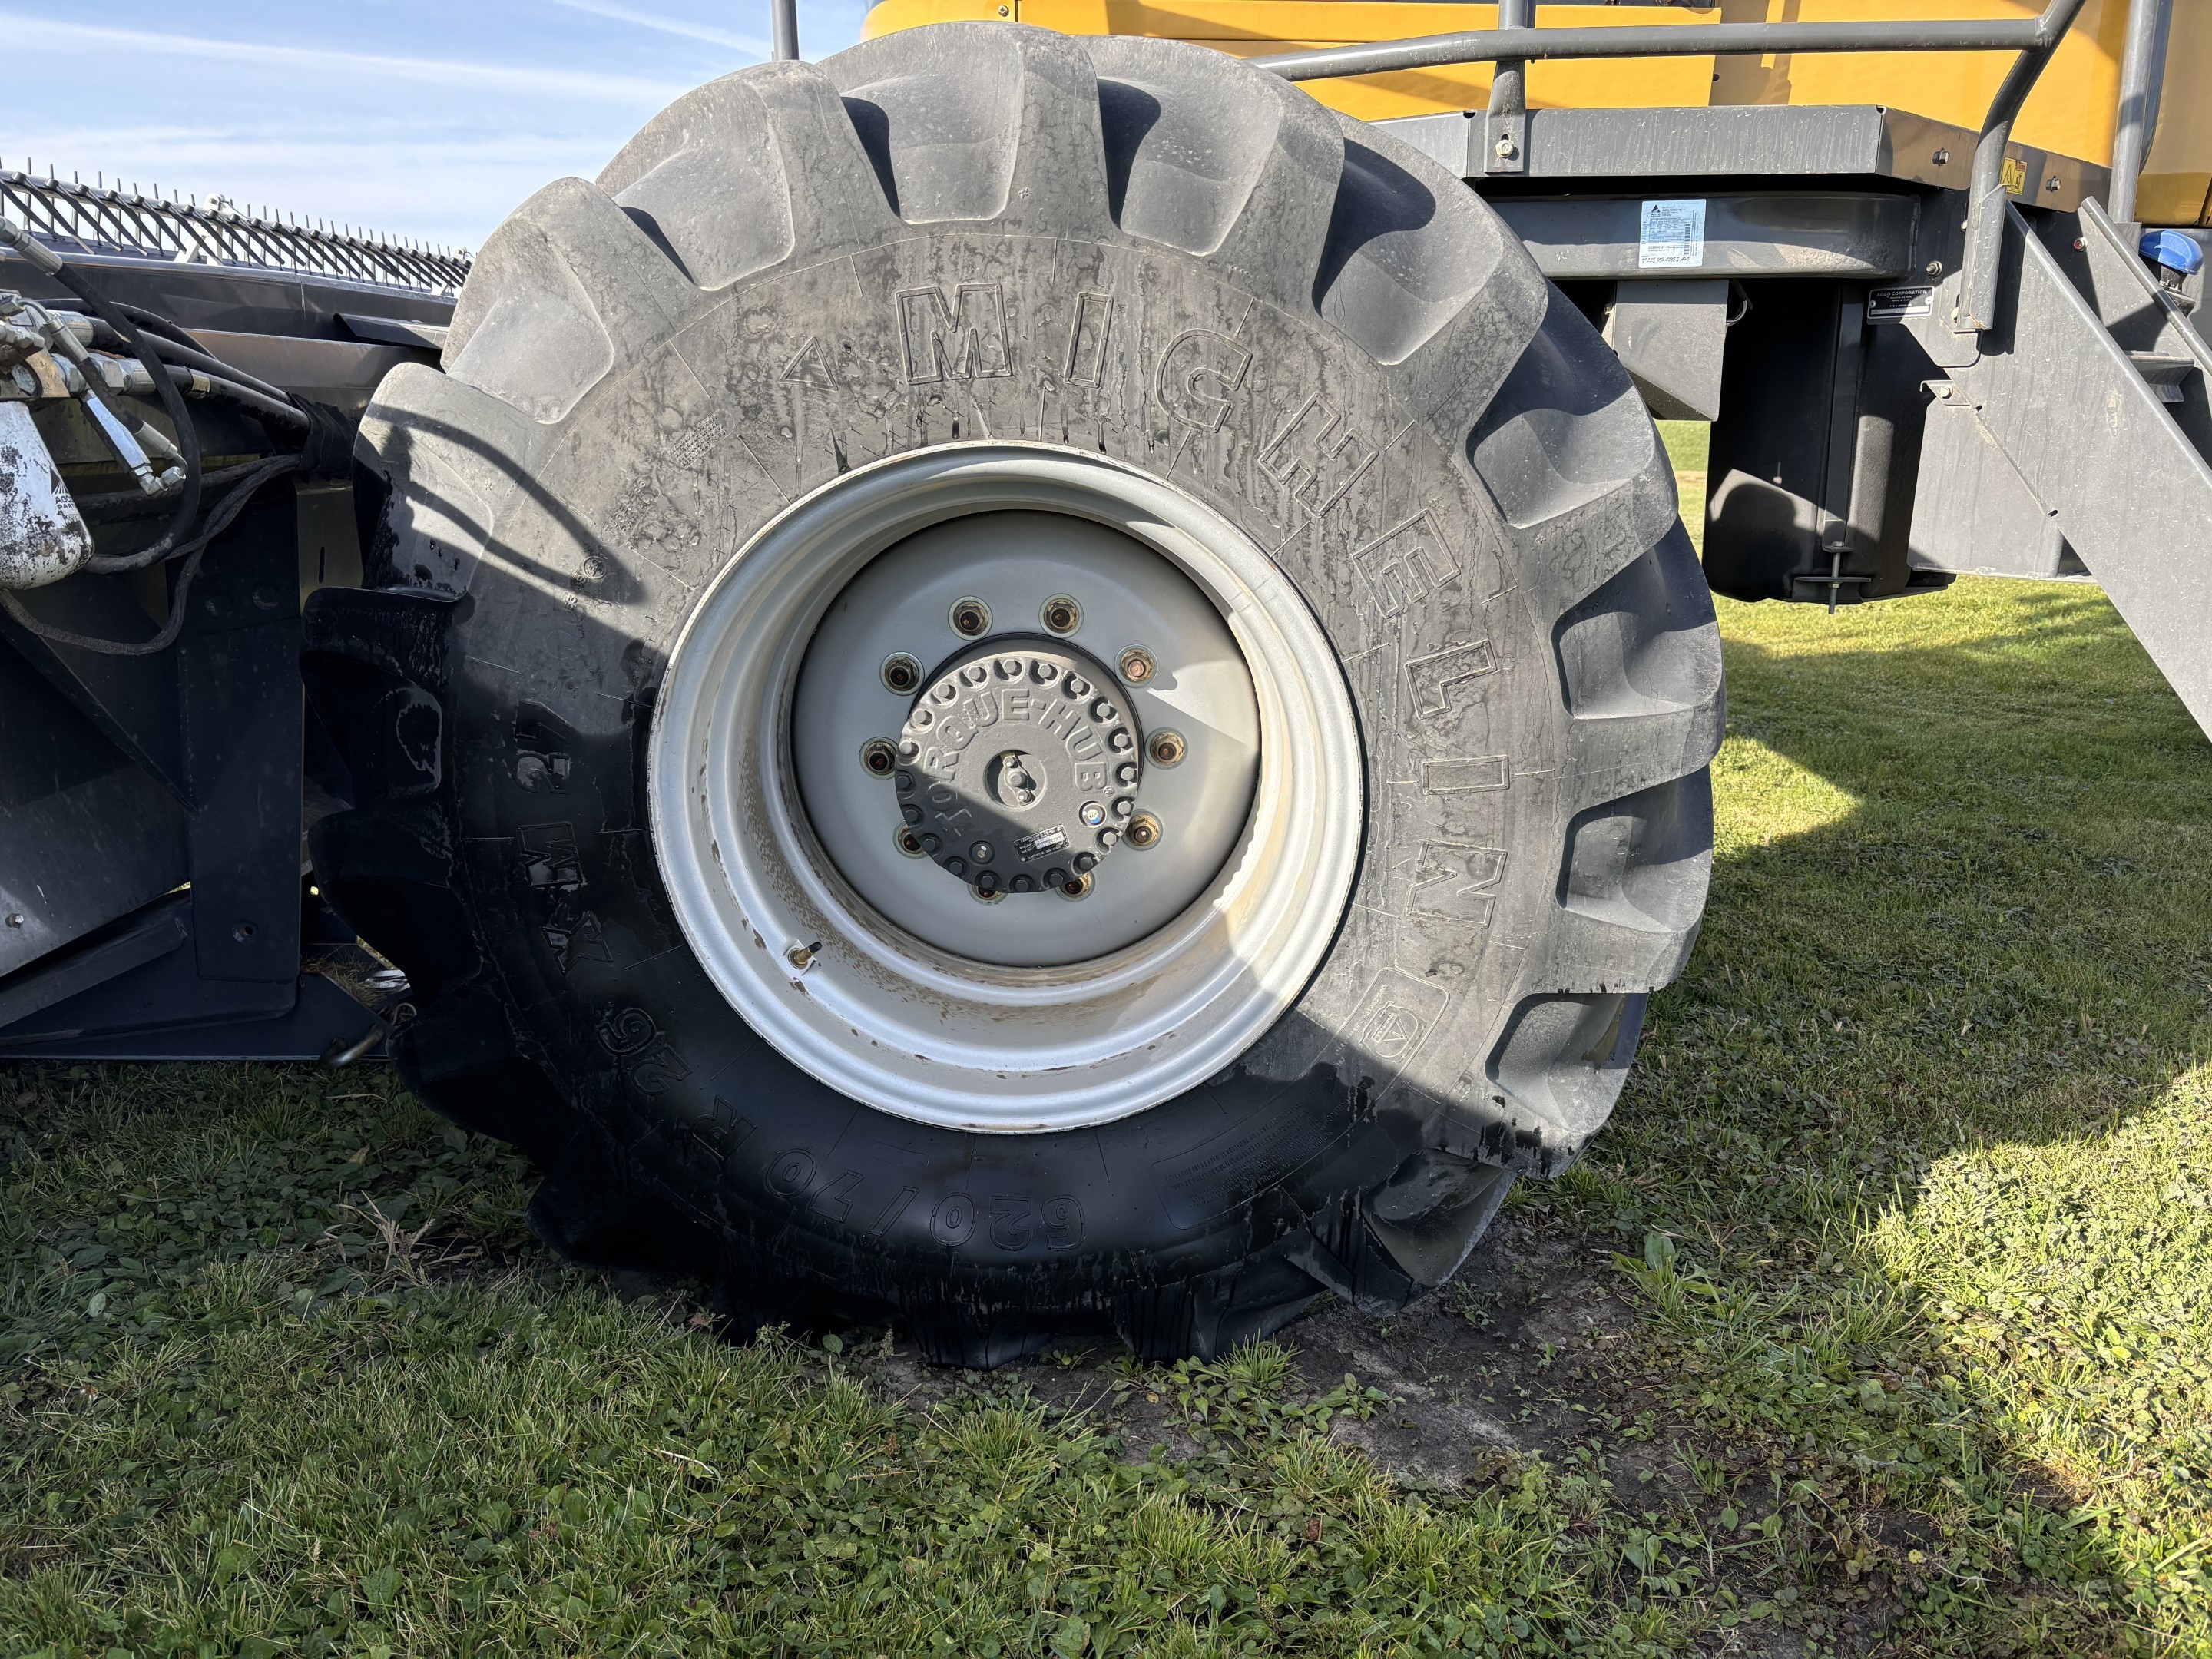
1492,193,1916,280
1906,206,2212,733
1382,104,2108,212
1906,395,2078,579
1604,280,1729,421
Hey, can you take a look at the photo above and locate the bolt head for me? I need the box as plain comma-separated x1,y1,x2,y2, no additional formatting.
1127,812,1162,849
882,654,922,694
949,597,991,637
1041,595,1081,634
1494,135,1517,159
1118,647,1154,684
861,737,897,776
1147,729,1185,767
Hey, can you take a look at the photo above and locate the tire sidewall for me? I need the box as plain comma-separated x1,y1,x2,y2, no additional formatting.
427,223,1565,1311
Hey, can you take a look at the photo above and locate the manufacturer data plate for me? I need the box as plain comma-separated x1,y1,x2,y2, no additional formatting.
1867,286,1936,322
1638,199,1707,270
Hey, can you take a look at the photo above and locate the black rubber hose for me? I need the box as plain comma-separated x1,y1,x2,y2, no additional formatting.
78,313,300,408
5,455,303,650
1,234,205,561
159,363,312,430
73,460,275,521
153,341,299,409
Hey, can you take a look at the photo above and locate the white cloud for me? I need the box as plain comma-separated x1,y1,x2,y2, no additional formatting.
548,0,772,58
0,12,690,103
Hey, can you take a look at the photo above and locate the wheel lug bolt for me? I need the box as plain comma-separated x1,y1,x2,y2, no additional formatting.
1059,873,1093,900
1126,812,1161,849
1147,729,1185,767
950,597,991,638
860,737,897,776
894,826,926,859
882,653,921,694
1079,801,1105,827
1041,595,1081,634
1118,646,1155,684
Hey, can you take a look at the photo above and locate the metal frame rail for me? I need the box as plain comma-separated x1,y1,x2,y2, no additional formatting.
0,170,469,296
1253,0,2094,334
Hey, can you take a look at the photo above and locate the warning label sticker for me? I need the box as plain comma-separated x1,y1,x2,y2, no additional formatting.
1638,199,1707,270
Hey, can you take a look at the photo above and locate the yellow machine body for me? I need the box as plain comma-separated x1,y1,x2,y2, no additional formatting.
865,0,2212,225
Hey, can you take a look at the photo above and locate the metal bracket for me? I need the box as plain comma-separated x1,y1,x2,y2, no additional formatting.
1482,111,1528,177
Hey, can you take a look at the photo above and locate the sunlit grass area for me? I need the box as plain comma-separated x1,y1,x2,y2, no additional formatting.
4,439,2208,1654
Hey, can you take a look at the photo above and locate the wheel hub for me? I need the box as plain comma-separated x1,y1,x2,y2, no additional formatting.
896,639,1141,893
646,444,1364,1130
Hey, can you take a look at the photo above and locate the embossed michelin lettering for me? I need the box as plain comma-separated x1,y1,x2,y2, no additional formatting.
1410,842,1507,924
1406,639,1498,720
1065,292,1114,387
1154,330,1253,432
899,284,1014,384
1260,394,1378,514
1422,756,1509,793
1354,513,1459,618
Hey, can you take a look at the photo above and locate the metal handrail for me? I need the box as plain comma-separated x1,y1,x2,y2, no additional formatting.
1253,0,2094,334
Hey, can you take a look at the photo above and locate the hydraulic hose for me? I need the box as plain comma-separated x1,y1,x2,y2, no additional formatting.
0,218,204,562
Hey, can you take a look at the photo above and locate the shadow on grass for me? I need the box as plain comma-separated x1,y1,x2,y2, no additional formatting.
1546,580,2212,1651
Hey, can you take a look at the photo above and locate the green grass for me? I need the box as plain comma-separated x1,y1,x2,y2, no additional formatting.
6,479,2212,1653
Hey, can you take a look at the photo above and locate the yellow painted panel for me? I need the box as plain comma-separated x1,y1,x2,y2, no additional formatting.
2141,0,2212,227
865,4,1715,118
1706,1,2125,167
865,0,2210,209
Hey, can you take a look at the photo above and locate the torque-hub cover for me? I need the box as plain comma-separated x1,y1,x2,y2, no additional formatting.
897,641,1141,892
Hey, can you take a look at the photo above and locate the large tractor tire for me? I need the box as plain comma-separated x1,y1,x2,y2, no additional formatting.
314,24,1721,1365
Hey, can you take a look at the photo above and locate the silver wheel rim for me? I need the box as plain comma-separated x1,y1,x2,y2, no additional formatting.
647,442,1362,1132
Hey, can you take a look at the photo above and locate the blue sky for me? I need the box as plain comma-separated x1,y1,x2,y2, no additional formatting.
2,2,873,250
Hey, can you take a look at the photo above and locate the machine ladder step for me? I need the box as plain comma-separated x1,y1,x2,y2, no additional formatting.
1907,203,2212,734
